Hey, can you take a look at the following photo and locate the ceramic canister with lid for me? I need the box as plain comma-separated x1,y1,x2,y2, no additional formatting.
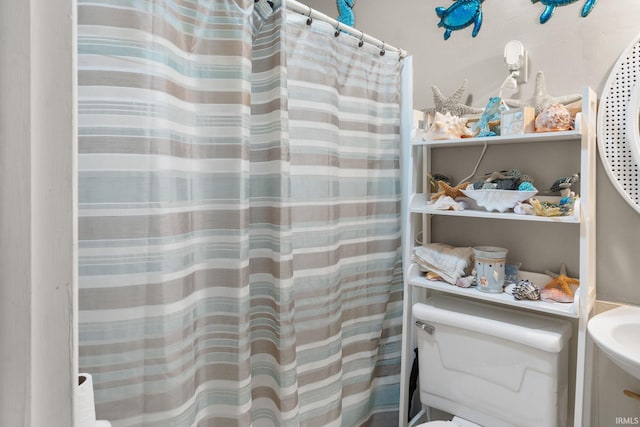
473,246,508,293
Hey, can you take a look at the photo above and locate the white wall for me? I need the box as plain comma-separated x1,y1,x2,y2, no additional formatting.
310,0,640,306
0,0,76,425
1,0,32,422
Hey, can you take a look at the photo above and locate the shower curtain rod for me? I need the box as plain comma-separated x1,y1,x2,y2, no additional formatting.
285,0,407,58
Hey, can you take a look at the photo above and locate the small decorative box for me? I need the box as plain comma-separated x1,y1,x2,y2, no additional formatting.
501,107,535,136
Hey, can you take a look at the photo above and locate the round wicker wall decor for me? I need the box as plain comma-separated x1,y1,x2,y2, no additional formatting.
598,33,640,214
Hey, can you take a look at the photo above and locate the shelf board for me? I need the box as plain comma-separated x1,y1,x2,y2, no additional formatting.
407,264,580,318
411,129,582,148
410,193,581,223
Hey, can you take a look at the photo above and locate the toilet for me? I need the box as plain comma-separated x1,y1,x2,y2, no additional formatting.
412,295,572,427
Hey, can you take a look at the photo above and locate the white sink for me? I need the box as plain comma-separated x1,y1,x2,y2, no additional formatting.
588,305,640,379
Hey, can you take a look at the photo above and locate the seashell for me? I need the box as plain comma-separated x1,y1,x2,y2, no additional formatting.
514,202,535,215
429,195,466,211
424,112,475,141
512,280,540,301
540,287,574,303
461,189,537,213
456,275,475,288
535,103,572,132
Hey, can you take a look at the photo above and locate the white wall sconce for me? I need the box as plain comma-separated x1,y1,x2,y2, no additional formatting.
500,40,528,96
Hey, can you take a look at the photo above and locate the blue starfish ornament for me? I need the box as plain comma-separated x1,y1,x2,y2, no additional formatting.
435,0,484,40
531,0,598,24
337,0,355,27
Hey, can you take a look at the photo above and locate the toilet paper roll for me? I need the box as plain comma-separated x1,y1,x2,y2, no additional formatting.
75,373,97,427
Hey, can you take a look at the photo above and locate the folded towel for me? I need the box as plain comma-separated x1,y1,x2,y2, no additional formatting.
414,243,474,285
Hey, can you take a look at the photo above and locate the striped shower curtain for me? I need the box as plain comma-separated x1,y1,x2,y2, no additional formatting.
77,1,403,426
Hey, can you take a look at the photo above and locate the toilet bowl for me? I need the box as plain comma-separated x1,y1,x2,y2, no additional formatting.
416,422,456,427
417,415,482,426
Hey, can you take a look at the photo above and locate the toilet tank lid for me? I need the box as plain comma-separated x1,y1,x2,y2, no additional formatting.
413,295,572,353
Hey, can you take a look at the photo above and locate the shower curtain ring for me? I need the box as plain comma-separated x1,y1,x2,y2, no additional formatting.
306,7,313,25
358,31,364,47
380,42,386,56
334,22,341,37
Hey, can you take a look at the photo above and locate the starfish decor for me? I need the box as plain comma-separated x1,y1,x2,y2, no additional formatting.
431,180,470,201
505,71,582,113
429,80,484,116
543,264,580,297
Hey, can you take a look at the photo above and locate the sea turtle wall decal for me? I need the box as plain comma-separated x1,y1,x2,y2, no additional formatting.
434,0,598,40
337,0,355,27
531,0,598,24
435,0,484,40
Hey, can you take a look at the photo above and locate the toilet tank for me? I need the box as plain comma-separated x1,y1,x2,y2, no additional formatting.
414,295,572,427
